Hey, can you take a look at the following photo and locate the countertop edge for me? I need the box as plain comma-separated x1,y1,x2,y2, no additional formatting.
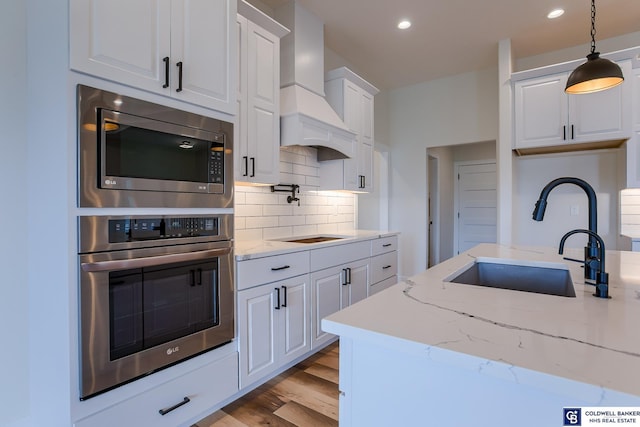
234,230,400,260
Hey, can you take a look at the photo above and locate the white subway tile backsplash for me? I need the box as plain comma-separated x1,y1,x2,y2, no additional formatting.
293,225,318,236
235,204,263,217
245,216,279,229
234,146,357,240
262,227,293,240
620,189,640,235
292,163,319,177
306,214,329,225
234,228,263,241
263,204,294,216
278,215,307,227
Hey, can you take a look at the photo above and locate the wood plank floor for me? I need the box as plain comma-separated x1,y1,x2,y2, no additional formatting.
194,342,339,427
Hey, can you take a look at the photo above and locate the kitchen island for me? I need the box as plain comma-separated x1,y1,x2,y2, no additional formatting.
322,243,640,426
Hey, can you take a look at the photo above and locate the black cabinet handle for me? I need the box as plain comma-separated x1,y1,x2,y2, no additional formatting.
189,270,196,287
271,265,290,271
571,124,574,140
176,61,183,92
275,287,281,310
250,157,255,177
382,243,392,248
383,265,392,270
342,268,348,286
362,175,366,189
243,156,248,177
346,267,352,285
162,57,170,88
197,268,202,286
563,125,566,140
281,286,287,307
159,397,190,416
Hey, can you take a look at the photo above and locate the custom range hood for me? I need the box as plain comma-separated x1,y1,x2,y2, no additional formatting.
274,1,356,160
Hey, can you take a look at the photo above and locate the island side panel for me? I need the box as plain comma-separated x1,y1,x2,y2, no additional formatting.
340,337,639,427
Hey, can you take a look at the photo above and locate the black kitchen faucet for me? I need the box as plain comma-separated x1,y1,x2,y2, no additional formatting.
532,177,601,282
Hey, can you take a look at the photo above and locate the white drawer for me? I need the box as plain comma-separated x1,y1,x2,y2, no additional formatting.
370,251,397,285
369,276,397,295
310,241,370,272
371,235,398,256
237,251,309,290
74,352,238,427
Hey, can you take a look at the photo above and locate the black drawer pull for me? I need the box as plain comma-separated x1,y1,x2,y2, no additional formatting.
159,397,190,416
271,265,290,271
382,243,392,247
383,265,392,269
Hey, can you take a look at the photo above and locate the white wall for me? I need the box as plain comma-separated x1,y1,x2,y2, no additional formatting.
25,0,73,425
512,151,622,250
0,2,29,426
388,68,499,277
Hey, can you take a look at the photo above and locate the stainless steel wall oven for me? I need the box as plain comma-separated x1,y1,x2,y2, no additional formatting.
77,85,233,208
78,214,234,400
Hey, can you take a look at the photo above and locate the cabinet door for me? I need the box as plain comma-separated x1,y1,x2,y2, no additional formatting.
569,60,632,143
237,284,278,388
70,0,171,93
347,259,369,306
360,91,375,191
310,265,344,349
279,276,311,365
235,15,250,180
246,21,280,184
342,81,362,191
170,0,236,114
514,74,567,149
634,67,640,131
627,132,640,188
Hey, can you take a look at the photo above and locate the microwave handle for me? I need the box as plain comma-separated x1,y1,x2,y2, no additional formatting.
81,248,231,272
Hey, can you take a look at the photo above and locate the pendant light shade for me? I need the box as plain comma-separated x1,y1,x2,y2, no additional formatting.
565,52,624,94
564,0,624,94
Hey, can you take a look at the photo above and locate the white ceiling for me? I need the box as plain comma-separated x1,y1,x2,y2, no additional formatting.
251,0,640,90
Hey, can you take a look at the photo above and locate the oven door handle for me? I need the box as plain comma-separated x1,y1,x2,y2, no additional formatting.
81,248,231,272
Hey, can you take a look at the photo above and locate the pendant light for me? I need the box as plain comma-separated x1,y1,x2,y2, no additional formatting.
565,0,624,94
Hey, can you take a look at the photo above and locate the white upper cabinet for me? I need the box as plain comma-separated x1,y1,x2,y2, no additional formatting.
322,67,379,192
513,60,632,153
235,6,288,184
70,0,236,114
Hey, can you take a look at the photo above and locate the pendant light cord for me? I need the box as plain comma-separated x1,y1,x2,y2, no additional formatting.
590,0,597,54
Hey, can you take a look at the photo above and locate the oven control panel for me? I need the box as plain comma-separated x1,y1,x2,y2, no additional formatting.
109,216,219,243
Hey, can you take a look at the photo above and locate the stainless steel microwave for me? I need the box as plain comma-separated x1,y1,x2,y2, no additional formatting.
77,85,233,208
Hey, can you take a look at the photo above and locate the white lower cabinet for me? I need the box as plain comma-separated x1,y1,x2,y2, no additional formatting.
237,274,310,388
235,235,399,393
370,235,399,294
309,241,371,349
74,352,238,427
310,258,369,349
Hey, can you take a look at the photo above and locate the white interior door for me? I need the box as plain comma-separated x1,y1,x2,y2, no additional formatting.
455,161,497,254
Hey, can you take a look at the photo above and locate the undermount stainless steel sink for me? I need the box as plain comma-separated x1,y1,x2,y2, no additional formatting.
279,236,346,244
446,257,576,297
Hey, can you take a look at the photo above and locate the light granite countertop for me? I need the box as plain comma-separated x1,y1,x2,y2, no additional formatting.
234,230,399,260
323,243,640,400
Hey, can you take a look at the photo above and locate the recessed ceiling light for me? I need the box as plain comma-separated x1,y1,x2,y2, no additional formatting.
547,8,565,19
397,19,411,30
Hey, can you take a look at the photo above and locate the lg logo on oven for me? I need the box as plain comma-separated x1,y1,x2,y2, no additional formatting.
166,346,180,356
104,179,117,186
